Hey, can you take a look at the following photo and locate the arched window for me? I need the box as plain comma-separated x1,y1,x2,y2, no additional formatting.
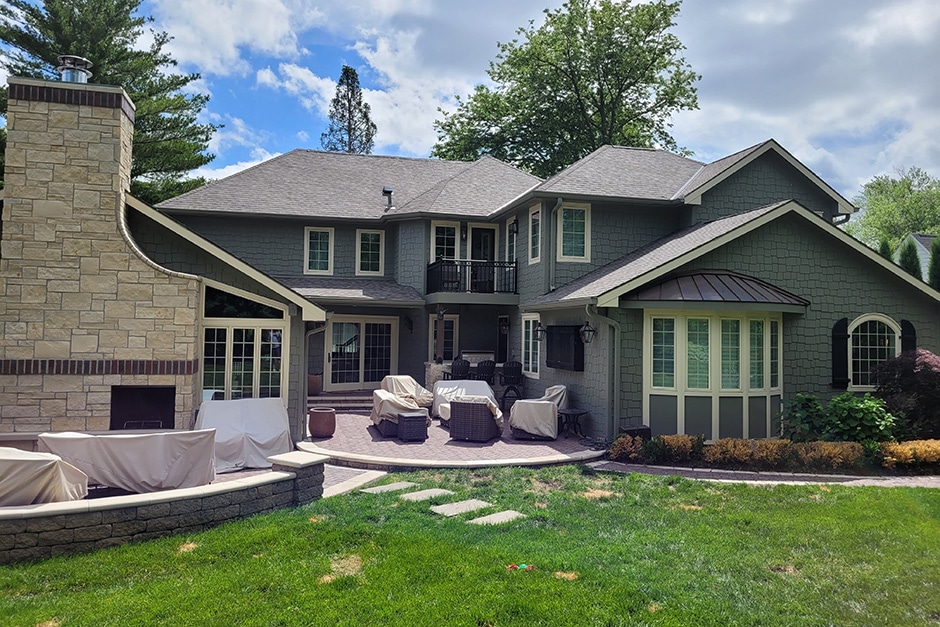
848,314,900,389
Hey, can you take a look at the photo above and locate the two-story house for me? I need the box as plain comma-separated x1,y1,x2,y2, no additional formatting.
4,71,939,445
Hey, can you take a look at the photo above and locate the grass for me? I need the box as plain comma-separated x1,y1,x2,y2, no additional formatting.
1,465,939,626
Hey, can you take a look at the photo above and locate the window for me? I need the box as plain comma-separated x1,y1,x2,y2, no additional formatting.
304,227,334,275
522,315,540,376
428,314,459,361
356,229,384,276
750,320,764,388
849,314,900,388
686,318,709,389
652,317,675,388
431,222,458,261
506,218,517,263
557,203,590,262
529,206,541,264
770,320,779,388
721,319,740,389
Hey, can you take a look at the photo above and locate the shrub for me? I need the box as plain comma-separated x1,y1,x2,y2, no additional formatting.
608,434,644,462
781,394,827,442
824,392,895,442
753,439,793,470
658,434,703,462
792,441,864,471
873,349,940,440
703,438,752,466
881,439,940,469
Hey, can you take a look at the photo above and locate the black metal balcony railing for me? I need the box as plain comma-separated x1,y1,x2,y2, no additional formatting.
427,259,517,294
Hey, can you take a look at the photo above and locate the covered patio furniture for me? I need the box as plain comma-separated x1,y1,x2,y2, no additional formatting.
38,430,216,492
449,400,502,442
380,375,433,407
499,360,524,409
442,358,471,380
370,389,431,437
509,385,569,440
432,379,503,423
471,359,496,384
0,447,88,506
195,397,293,473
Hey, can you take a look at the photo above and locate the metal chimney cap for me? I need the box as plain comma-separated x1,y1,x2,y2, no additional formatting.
56,55,93,83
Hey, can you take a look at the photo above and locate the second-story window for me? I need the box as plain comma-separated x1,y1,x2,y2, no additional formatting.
304,227,334,275
557,203,590,262
431,222,458,260
356,229,384,276
529,206,540,264
507,218,517,263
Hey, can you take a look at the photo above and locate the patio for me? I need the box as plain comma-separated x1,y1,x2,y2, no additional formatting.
297,410,606,470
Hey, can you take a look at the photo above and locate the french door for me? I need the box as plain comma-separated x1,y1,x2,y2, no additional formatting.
325,315,399,391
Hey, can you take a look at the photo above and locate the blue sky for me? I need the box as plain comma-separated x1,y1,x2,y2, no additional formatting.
129,0,940,200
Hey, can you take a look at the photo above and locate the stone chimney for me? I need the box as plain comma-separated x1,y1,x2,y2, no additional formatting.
0,76,201,434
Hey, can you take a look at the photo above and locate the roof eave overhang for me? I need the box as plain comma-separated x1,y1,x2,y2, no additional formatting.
520,297,596,312
126,195,326,322
681,140,856,215
298,296,426,308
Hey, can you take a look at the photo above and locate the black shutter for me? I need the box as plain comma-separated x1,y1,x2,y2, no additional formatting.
900,320,917,353
832,318,849,389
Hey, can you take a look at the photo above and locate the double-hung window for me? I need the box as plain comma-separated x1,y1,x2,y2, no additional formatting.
304,227,334,275
529,206,541,264
431,222,458,261
356,229,384,276
557,203,590,262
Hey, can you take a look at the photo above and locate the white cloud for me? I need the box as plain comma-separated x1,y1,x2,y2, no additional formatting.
848,0,940,48
194,149,281,180
255,64,336,115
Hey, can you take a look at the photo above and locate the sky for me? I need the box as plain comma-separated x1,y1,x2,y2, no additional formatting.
121,0,940,201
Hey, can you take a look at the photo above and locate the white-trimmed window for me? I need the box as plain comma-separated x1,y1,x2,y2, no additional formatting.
356,229,384,276
522,314,540,376
428,314,459,361
304,227,334,275
652,317,676,388
849,314,900,389
528,206,541,264
506,218,517,263
686,318,709,389
431,221,458,261
721,319,741,389
557,203,591,262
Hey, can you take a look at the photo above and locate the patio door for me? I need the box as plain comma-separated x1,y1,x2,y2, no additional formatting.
469,225,497,293
324,315,398,391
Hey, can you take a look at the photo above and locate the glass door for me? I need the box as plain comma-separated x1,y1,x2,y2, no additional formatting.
325,316,399,391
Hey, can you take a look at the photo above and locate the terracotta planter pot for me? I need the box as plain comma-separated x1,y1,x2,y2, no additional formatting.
308,406,336,438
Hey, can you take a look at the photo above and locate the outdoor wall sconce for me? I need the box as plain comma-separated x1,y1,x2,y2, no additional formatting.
404,316,413,333
534,322,546,341
579,321,597,344
498,318,510,334
508,221,518,235
460,223,468,240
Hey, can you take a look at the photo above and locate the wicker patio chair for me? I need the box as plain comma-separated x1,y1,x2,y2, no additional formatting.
499,360,524,409
448,400,501,442
472,359,496,384
442,358,471,380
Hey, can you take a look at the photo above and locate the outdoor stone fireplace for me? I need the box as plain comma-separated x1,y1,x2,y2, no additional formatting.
0,76,201,433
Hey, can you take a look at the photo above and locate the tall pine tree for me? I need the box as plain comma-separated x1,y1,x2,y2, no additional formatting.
320,65,376,154
898,238,923,281
0,0,217,203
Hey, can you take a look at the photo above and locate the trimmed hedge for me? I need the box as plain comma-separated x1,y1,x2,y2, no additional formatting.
608,435,940,473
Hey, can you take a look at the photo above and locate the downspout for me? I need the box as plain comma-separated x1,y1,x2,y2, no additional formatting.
548,197,563,291
587,303,622,438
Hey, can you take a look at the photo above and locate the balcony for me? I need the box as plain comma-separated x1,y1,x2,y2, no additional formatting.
426,259,518,305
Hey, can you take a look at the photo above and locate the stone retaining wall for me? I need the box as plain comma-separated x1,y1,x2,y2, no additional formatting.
0,451,327,565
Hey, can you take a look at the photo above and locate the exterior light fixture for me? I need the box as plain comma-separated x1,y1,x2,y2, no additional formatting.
498,318,510,334
534,322,546,341
508,221,518,235
460,223,468,240
579,321,597,344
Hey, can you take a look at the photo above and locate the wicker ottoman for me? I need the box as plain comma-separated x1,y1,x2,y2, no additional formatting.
397,411,429,442
375,419,398,438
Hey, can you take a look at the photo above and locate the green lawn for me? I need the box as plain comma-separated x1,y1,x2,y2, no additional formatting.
2,465,938,626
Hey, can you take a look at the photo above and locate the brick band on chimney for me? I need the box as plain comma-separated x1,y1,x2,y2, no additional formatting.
7,80,135,123
0,359,198,376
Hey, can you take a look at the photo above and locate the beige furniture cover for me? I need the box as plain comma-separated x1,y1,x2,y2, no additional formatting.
508,385,569,439
432,380,504,427
0,447,88,506
370,389,431,426
38,430,216,493
195,398,293,473
380,375,433,407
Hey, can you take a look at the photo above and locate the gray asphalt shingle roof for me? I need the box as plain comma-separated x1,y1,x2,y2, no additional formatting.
529,202,789,306
274,276,424,306
158,150,539,221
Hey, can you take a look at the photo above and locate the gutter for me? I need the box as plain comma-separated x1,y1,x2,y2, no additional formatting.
588,304,622,438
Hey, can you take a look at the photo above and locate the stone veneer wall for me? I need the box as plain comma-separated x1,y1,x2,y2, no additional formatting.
0,77,201,433
0,451,327,565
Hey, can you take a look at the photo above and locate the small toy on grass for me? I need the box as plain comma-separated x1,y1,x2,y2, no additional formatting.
506,563,535,571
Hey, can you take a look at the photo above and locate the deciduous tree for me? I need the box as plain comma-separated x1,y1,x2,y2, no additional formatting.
846,167,940,249
320,65,377,154
0,0,217,202
431,0,699,177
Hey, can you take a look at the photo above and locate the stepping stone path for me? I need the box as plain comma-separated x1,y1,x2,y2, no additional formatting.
360,483,526,525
